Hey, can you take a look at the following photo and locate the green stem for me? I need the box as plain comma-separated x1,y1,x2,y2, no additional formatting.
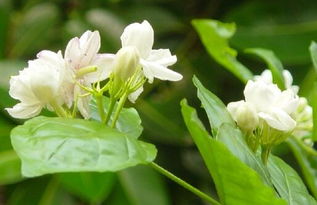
111,92,128,128
50,101,68,118
150,162,222,205
96,94,106,122
261,145,271,165
105,96,116,125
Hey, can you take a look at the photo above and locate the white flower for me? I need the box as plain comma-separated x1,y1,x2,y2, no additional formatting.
227,100,259,132
65,30,114,83
64,30,114,118
6,50,67,119
254,69,299,94
244,80,299,131
120,20,182,83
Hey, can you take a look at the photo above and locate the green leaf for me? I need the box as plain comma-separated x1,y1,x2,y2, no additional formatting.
309,41,317,73
193,76,235,134
192,19,253,83
287,137,317,198
59,172,116,204
11,116,157,177
268,156,317,205
181,99,286,205
245,48,285,89
216,123,272,185
0,150,22,185
90,96,143,139
119,165,171,205
312,83,317,141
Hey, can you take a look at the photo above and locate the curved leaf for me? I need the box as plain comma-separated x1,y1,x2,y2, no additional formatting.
192,19,253,83
11,116,156,177
268,156,317,205
245,48,285,89
216,123,272,185
287,137,317,198
193,76,234,134
181,99,286,205
90,96,143,139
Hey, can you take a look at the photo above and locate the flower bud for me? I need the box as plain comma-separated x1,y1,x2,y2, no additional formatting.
227,101,259,133
113,46,140,81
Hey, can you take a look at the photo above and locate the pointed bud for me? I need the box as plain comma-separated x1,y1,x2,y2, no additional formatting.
227,100,259,133
113,46,140,82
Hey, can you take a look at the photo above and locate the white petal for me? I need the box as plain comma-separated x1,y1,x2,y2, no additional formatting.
141,59,182,83
84,54,115,83
274,89,299,114
259,108,296,131
244,80,281,112
254,69,273,84
78,31,101,67
128,86,144,103
120,20,154,58
147,49,177,66
65,30,101,70
65,37,81,69
283,70,293,89
6,103,42,119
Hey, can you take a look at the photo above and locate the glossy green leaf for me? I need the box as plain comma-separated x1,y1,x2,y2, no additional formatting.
245,48,285,89
192,19,253,83
193,76,235,134
181,99,286,205
287,137,317,198
119,165,171,205
11,116,157,177
309,41,317,73
59,172,116,204
216,123,271,185
268,155,317,205
0,150,22,185
90,96,143,139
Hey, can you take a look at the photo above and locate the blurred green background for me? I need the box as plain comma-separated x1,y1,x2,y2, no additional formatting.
1,0,317,204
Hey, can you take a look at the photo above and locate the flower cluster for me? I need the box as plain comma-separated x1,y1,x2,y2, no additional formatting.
6,20,182,121
227,69,312,162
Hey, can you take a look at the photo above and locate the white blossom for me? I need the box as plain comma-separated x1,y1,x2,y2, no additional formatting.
64,30,114,118
120,20,182,83
6,50,67,119
244,80,299,131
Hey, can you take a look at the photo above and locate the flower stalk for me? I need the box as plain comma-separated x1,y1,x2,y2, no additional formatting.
150,162,222,205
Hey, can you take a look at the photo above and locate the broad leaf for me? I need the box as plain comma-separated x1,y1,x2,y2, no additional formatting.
192,19,253,83
216,123,272,185
181,100,286,205
268,156,317,205
245,48,285,89
59,172,116,204
193,76,235,134
287,137,317,198
11,116,157,177
90,96,143,139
